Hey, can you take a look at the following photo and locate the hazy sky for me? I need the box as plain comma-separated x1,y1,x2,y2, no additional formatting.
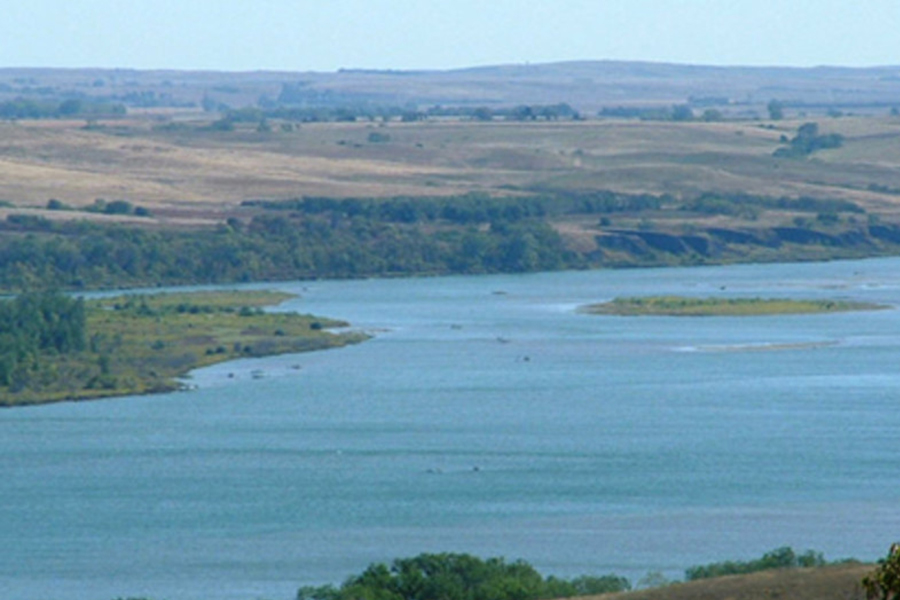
4,0,899,72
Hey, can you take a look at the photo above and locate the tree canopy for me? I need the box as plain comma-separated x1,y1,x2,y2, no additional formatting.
296,553,630,600
774,122,844,158
0,291,85,390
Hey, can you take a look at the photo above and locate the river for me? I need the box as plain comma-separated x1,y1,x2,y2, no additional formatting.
2,258,899,600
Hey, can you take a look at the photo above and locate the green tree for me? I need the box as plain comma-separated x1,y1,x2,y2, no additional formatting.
472,107,493,121
863,544,900,600
768,99,785,120
201,94,217,113
58,99,83,116
367,132,391,143
671,104,694,121
774,122,843,158
511,105,535,121
209,116,235,131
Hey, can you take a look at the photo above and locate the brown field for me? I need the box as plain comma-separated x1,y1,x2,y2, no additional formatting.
592,564,872,600
2,115,900,228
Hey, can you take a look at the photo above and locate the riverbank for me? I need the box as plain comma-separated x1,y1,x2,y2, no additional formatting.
0,290,369,407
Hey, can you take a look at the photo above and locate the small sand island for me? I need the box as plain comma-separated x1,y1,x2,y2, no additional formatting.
581,295,888,317
0,290,368,407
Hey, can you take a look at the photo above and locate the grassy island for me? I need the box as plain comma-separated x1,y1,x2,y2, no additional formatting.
582,295,888,317
0,290,368,407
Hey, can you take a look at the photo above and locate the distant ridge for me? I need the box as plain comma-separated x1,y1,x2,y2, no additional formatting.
2,60,899,111
305,59,900,110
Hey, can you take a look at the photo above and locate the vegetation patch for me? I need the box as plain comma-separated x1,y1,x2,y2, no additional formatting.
2,189,896,294
774,122,844,158
297,553,631,600
582,295,887,317
294,548,856,600
96,546,867,600
0,290,368,407
686,546,828,580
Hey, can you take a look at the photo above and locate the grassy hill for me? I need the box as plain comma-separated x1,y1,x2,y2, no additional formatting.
2,117,900,212
2,61,900,224
594,563,871,600
2,63,900,288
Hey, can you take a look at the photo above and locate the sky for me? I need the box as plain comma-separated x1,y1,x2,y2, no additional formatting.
3,0,899,72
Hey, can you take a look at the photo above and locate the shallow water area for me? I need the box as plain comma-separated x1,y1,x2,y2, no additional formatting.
3,258,900,600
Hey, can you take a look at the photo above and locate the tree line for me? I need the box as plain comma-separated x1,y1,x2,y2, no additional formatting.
0,209,576,292
249,190,863,224
243,191,665,225
0,97,126,119
209,102,582,127
0,190,873,293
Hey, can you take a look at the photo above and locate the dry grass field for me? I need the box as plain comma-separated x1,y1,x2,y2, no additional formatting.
2,114,900,228
592,564,872,600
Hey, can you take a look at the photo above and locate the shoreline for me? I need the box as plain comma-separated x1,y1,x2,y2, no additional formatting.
0,290,370,408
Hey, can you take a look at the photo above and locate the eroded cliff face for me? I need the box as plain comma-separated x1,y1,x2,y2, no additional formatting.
589,223,900,266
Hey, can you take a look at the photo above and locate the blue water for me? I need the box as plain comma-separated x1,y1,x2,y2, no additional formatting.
3,258,900,600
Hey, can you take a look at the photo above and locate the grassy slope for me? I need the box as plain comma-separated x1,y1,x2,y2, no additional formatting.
3,117,900,284
590,564,871,600
2,118,900,217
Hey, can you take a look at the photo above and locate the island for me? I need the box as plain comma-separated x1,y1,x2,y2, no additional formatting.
580,295,888,317
0,290,368,407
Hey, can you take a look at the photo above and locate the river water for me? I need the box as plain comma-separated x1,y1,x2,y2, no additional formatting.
3,258,900,600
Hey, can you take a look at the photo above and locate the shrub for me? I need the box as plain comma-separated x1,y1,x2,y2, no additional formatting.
47,198,70,210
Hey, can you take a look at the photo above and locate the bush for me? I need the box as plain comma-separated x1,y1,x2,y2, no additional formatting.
105,200,134,215
46,198,70,211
